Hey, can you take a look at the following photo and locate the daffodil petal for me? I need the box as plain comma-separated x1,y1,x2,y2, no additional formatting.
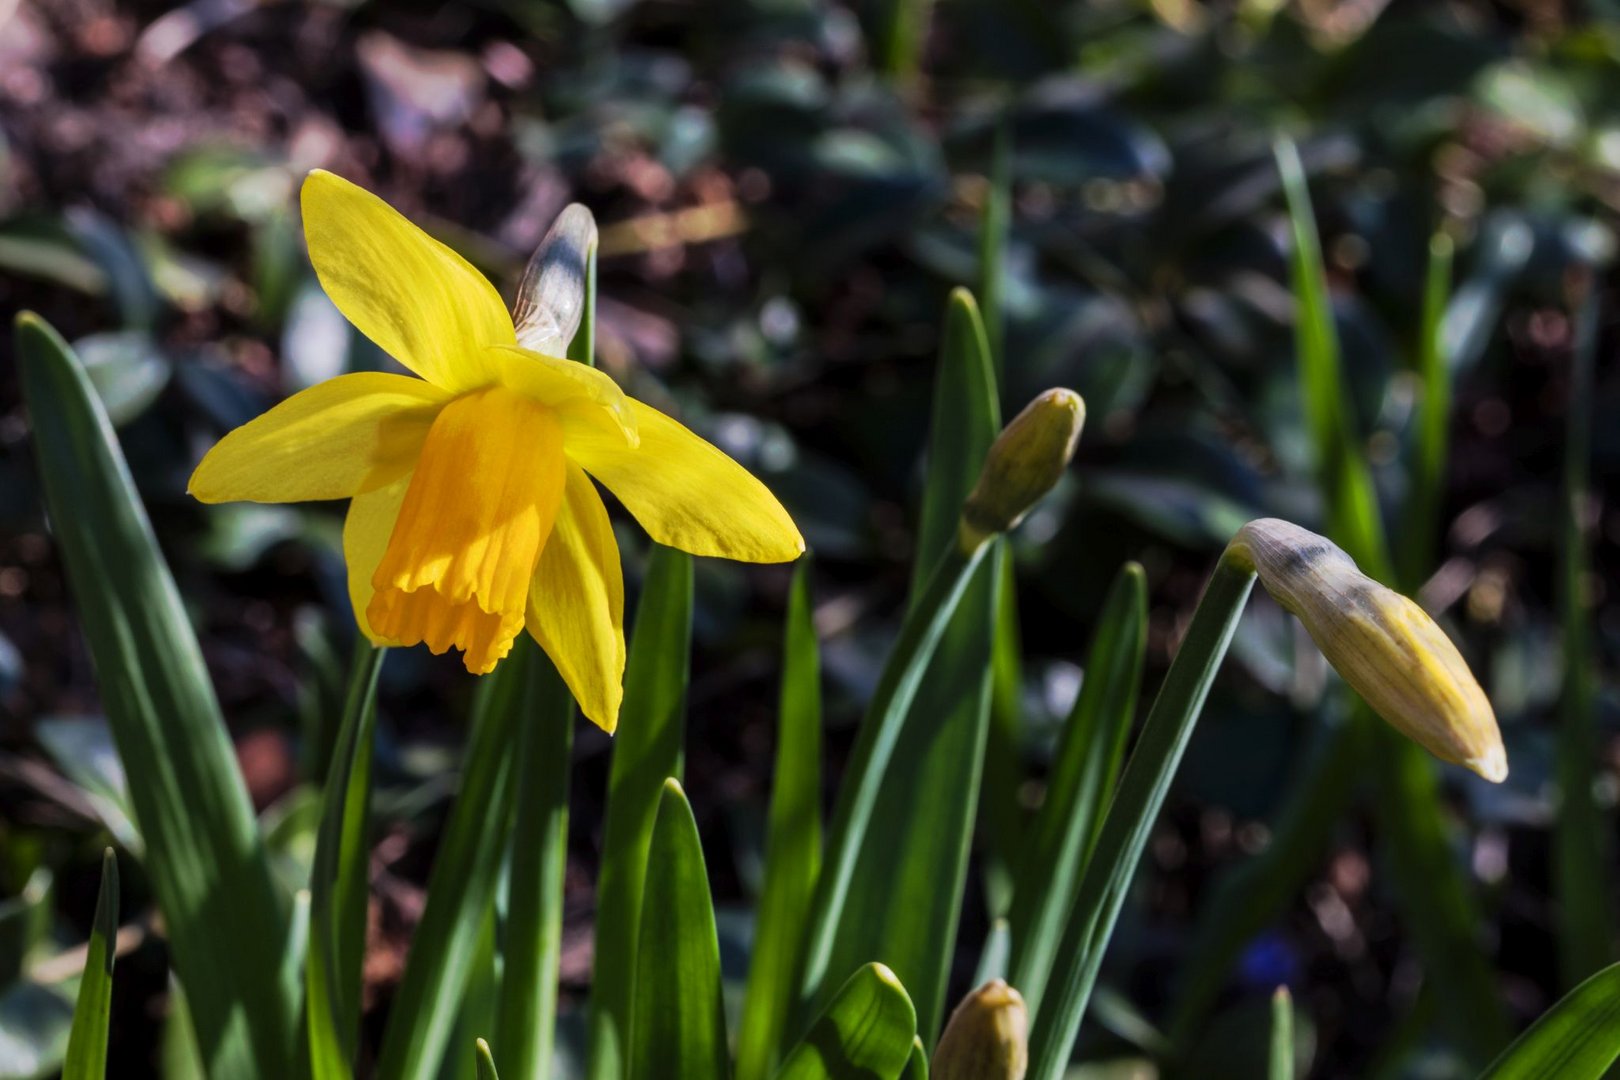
567,400,804,563
486,344,638,447
526,464,626,733
302,170,513,391
344,474,410,644
188,372,450,503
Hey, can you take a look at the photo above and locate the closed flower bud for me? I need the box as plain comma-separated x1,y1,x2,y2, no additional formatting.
513,203,597,355
1229,518,1507,782
960,389,1085,551
932,979,1029,1080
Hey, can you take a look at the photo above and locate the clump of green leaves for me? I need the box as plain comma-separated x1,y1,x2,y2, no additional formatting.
13,172,1616,1080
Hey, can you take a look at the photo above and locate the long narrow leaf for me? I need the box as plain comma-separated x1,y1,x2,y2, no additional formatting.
911,291,1001,597
63,849,118,1080
450,910,501,1080
160,976,205,1080
307,643,384,1080
796,536,989,1021
16,312,294,1078
477,1039,501,1080
630,780,728,1080
1399,232,1454,588
902,1037,929,1080
1275,143,1507,1063
737,560,823,1080
1274,139,1387,577
774,963,918,1080
586,545,694,1080
1553,282,1613,988
876,0,933,79
375,648,530,1080
819,289,1000,1042
977,136,1027,917
1269,988,1293,1080
1479,962,1620,1080
1008,561,1147,1018
1027,556,1256,1080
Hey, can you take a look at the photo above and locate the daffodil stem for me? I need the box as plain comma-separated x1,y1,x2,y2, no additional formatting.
1026,552,1255,1080
375,654,524,1080
496,215,592,1080
796,535,992,1020
495,643,574,1080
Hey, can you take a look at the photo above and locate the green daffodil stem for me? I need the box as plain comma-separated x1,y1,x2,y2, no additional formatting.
494,647,574,1080
496,209,595,1080
1027,518,1506,1080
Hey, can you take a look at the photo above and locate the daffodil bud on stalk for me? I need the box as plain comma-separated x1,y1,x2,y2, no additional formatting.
932,979,1030,1080
960,389,1085,552
513,203,597,355
1228,518,1508,782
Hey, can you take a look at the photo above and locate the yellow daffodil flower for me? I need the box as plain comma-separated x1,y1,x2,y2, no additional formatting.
189,171,803,732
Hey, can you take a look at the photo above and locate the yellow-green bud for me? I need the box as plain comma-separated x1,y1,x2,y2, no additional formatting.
960,389,1085,551
1229,518,1507,782
932,979,1029,1080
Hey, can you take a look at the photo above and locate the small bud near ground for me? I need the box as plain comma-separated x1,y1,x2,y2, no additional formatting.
1229,518,1507,782
932,979,1029,1080
960,389,1085,552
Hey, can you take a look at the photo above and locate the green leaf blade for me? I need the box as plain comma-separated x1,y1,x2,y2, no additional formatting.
494,652,574,1080
1268,988,1293,1080
774,963,918,1080
1026,558,1256,1080
1273,138,1388,579
1274,143,1508,1065
1008,561,1147,1019
63,849,119,1080
1553,283,1613,989
586,545,694,1080
797,539,987,1025
902,1036,929,1080
16,312,294,1079
630,779,728,1080
1480,962,1620,1080
1400,232,1455,588
809,289,1000,1043
307,644,384,1080
737,560,824,1080
476,1038,502,1080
